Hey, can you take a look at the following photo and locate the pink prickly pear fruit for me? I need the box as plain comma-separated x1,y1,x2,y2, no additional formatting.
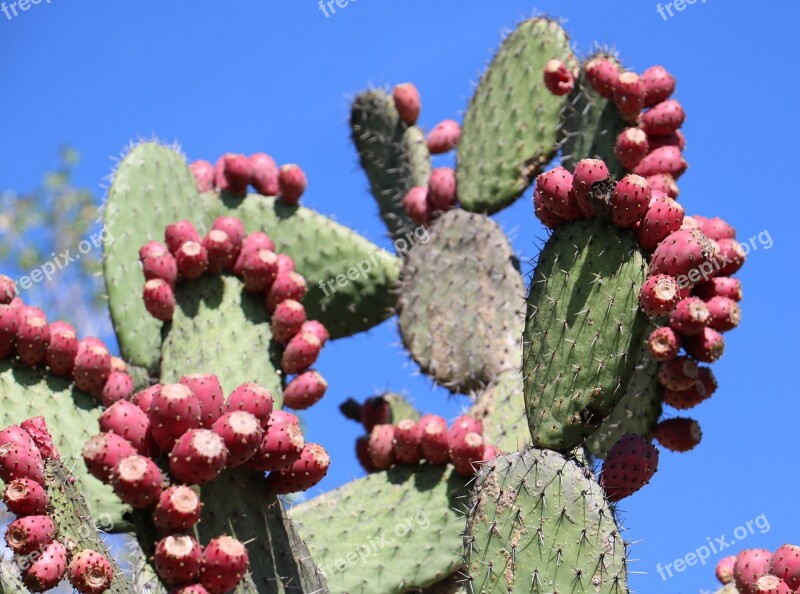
647,327,682,362
224,383,274,429
663,367,715,409
143,279,175,322
265,443,330,495
427,119,461,154
111,454,164,508
16,314,50,367
683,327,725,363
140,241,178,286
649,229,716,285
148,383,203,451
648,130,686,152
571,158,610,218
179,373,225,429
771,545,800,590
2,477,49,515
714,238,747,276
67,549,114,594
367,424,395,470
706,296,741,332
165,220,202,255
634,146,688,179
641,99,685,136
641,65,676,107
46,320,79,376
300,320,329,346
73,339,112,400
242,249,279,292
132,384,162,415
4,515,55,555
697,216,736,241
450,432,485,477
169,429,228,485
635,194,685,252
278,164,307,206
681,215,701,230
611,174,651,228
654,417,702,452
543,59,574,95
82,433,137,483
268,410,300,428
355,435,377,473
533,189,566,229
216,154,252,196
754,576,792,594
211,217,245,250
249,153,279,196
212,411,263,467
232,232,275,276
173,586,210,594
153,485,202,533
20,417,57,460
536,167,581,220
420,415,449,464
734,549,774,594
659,356,699,390
669,297,710,336
101,372,134,407
615,128,650,171
200,536,249,594
645,173,679,199
203,230,237,273
359,397,391,432
176,241,209,280
99,401,155,456
394,419,422,465
482,444,502,462
599,433,659,502
403,186,433,225
265,271,307,312
22,539,67,592
0,442,45,485
639,274,681,316
271,299,306,345
0,304,20,358
0,424,38,451
245,421,304,472
0,274,16,303
393,83,421,126
190,160,215,193
283,371,328,410
154,535,203,585
448,415,484,449
276,253,295,274
281,331,322,375
613,72,646,121
18,305,46,321
585,56,619,98
428,167,457,212
717,555,737,584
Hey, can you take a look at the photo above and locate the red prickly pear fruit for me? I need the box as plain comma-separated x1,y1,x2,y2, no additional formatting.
734,549,774,594
20,416,57,460
450,432,485,477
428,167,457,212
697,216,736,241
22,539,67,592
664,365,717,410
153,485,202,533
654,417,702,452
232,232,275,276
659,356,699,390
717,555,737,585
0,304,20,358
635,194,685,252
165,220,202,255
681,215,701,230
276,253,295,274
645,174,679,199
2,477,49,515
82,433,137,483
249,153,279,196
212,412,263,467
771,544,800,590
200,536,249,594
367,424,395,470
0,424,38,451
246,421,304,472
216,154,252,196
46,320,79,376
647,327,682,362
393,83,421,126
18,305,46,321
536,167,581,220
611,174,651,228
649,229,716,285
585,56,619,98
543,59,574,95
683,327,725,363
143,279,175,322
394,419,422,465
140,241,178,286
420,416,449,464
271,299,306,345
283,371,327,410
190,160,215,193
132,384,162,415
714,238,747,276
599,433,659,502
99,401,155,456
0,442,45,485
427,119,461,154
403,186,433,225
533,189,567,229
101,372,134,407
111,454,163,508
16,315,50,367
73,339,112,400
642,99,685,136
648,130,686,152
154,535,203,585
224,383,274,429
706,296,741,332
169,429,228,485
448,415,484,449
281,331,322,375
669,297,710,336
641,65,676,107
615,128,650,171
211,217,245,250
754,576,792,594
278,164,307,206
300,320,329,346
179,374,225,429
203,230,237,273
265,271,307,312
242,249,279,292
482,445,502,463
268,410,300,428
639,274,681,316
355,435,377,473
359,397,391,432
67,549,114,594
0,274,16,303
634,146,688,179
571,159,610,218
111,355,128,373
265,443,330,495
176,241,209,280
613,72,646,121
4,515,55,555
148,383,203,451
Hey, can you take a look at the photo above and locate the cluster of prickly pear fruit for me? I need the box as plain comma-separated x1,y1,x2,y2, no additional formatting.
714,545,800,593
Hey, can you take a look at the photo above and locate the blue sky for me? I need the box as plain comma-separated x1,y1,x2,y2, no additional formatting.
2,2,799,592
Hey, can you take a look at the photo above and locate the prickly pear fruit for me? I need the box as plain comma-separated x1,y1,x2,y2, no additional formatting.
663,367,716,410
203,230,237,273
265,443,330,494
615,128,649,171
669,297,710,336
2,477,48,516
0,442,44,485
300,320,329,346
46,320,79,376
268,410,300,428
216,154,252,196
642,99,685,136
211,217,245,250
641,65,676,107
536,167,580,220
143,279,176,322
22,539,67,592
101,371,134,407
427,119,461,154
635,194,685,251
571,158,610,218
153,485,202,533
82,432,137,483
717,555,737,585
249,153,279,196
367,424,395,470
611,174,651,228
140,241,178,286
211,412,263,467
648,130,686,152
200,536,249,594
420,415,449,464
265,271,307,312
271,299,306,345
714,238,746,276
232,232,275,276
20,416,57,460
600,433,659,501
359,397,390,432
99,401,154,456
0,274,16,303
428,167,457,212
448,415,484,448
394,419,422,465
190,160,215,193
393,83,421,126
647,326,682,362
0,304,20,358
649,229,716,284
169,429,228,485
165,220,202,255
355,435,376,473
148,383,203,451
179,374,225,429
449,432,485,477
403,186,433,225
4,515,55,555
585,56,619,98
67,549,114,594
242,249,279,292
283,370,327,410
646,173,679,199
654,417,702,452
0,424,38,451
16,315,49,367
132,384,162,414
245,421,304,472
613,72,646,121
543,59,574,95
639,274,681,316
771,545,800,590
224,382,274,428
683,327,725,363
634,146,687,178
706,296,741,332
111,454,163,508
659,356,699,390
174,585,210,594
281,331,322,375
155,535,203,585
278,164,307,206
697,216,736,241
533,189,566,229
754,575,792,594
734,549,773,594
176,241,209,280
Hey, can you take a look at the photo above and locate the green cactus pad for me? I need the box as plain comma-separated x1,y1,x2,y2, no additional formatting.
159,274,283,399
103,141,202,372
463,447,629,593
0,361,128,529
380,392,422,423
470,368,526,454
456,19,577,214
0,558,27,594
291,464,467,594
523,219,649,453
398,210,524,393
351,89,432,242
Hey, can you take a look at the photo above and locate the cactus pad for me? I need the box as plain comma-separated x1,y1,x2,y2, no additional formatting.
470,369,526,454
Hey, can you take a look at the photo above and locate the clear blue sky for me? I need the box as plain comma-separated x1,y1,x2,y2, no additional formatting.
2,2,799,592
